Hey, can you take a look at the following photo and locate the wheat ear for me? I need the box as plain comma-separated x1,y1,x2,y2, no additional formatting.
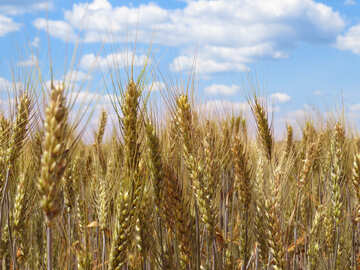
37,83,69,270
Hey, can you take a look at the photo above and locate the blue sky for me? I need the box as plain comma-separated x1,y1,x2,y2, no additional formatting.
1,0,360,136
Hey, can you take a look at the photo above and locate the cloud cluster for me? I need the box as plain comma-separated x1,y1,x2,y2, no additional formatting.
350,103,360,111
80,51,148,70
270,92,291,103
199,99,250,117
344,0,356,5
146,81,165,92
336,24,360,54
0,77,12,91
204,84,240,95
33,18,78,42
17,55,38,67
34,0,346,74
0,15,20,37
0,1,53,16
0,1,53,38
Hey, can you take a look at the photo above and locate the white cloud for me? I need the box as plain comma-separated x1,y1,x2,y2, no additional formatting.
0,77,12,91
31,37,40,48
199,99,250,116
350,104,360,111
72,91,103,104
345,0,356,5
34,0,345,73
336,24,360,54
0,78,23,93
0,1,53,15
147,81,165,92
170,55,249,74
204,84,240,95
313,90,322,96
0,15,20,37
65,70,92,82
270,92,291,103
17,55,38,67
279,104,314,123
80,52,148,70
33,18,78,42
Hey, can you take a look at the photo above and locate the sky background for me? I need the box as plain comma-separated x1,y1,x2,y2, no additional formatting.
1,0,360,137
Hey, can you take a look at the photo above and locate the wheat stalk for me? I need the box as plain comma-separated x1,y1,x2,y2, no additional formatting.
37,83,69,270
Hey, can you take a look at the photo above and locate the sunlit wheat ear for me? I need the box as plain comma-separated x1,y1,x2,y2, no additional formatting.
331,122,345,227
175,94,203,267
95,110,107,174
0,115,10,193
38,83,68,223
162,164,194,265
232,135,252,265
323,121,345,263
352,153,360,222
137,191,153,263
109,79,143,270
96,110,107,146
285,124,293,157
308,206,324,270
299,141,317,188
253,157,269,264
0,113,10,153
175,94,192,151
175,94,201,198
0,93,31,254
250,95,273,162
201,122,219,235
145,121,163,210
6,93,31,167
36,82,69,270
121,80,141,173
97,154,114,232
109,191,134,269
13,173,27,242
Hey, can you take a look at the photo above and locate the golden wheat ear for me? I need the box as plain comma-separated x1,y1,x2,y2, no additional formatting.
249,95,273,162
37,82,69,270
109,79,144,270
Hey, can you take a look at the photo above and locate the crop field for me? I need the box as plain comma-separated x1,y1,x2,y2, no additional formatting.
0,60,359,270
2,0,360,269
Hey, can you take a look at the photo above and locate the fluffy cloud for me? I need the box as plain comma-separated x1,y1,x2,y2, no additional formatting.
270,92,291,103
170,55,249,74
336,24,360,54
204,84,240,95
17,55,38,67
72,91,105,104
0,77,12,91
147,81,165,92
65,70,92,82
344,0,356,5
0,15,20,37
313,90,322,96
199,99,250,116
80,52,148,70
0,78,23,93
350,104,360,111
34,0,345,73
31,37,40,48
33,18,78,42
0,1,53,15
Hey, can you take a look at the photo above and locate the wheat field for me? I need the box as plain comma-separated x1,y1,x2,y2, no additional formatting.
0,63,359,270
